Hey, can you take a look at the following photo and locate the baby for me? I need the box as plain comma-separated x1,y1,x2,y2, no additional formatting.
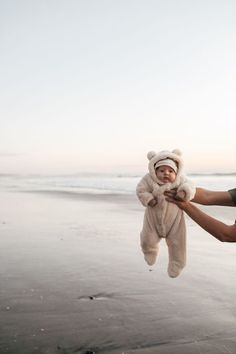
136,149,195,278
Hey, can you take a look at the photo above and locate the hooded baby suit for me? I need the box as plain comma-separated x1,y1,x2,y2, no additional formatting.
136,149,196,278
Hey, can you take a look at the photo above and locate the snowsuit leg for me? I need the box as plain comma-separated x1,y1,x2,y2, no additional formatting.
140,230,160,266
140,209,161,266
165,211,186,278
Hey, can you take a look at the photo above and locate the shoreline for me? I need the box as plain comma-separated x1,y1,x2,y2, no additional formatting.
21,189,138,203
21,188,236,221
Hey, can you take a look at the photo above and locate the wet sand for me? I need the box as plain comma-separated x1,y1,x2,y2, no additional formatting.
0,190,236,354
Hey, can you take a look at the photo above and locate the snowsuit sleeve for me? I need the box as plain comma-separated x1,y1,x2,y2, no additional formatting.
177,177,196,201
136,174,155,207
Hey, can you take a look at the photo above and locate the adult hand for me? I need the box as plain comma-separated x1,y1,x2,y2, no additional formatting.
164,189,187,210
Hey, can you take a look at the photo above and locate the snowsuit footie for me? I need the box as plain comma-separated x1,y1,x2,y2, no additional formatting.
136,149,196,278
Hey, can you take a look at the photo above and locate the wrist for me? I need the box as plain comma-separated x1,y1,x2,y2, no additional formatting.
182,201,195,213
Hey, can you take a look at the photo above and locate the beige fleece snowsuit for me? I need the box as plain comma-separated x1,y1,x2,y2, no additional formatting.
136,149,195,278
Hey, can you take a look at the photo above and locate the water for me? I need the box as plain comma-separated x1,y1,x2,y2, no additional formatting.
0,173,235,195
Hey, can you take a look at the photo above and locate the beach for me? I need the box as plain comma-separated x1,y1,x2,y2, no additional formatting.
0,187,236,354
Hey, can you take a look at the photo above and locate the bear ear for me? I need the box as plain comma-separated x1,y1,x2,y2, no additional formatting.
172,149,182,156
147,151,156,160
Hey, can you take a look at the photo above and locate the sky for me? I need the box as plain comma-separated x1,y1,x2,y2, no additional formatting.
1,0,236,174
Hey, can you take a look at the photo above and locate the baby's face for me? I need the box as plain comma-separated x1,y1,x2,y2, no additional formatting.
155,165,176,183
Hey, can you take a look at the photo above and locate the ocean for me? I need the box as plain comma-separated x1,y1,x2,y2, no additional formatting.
0,173,235,195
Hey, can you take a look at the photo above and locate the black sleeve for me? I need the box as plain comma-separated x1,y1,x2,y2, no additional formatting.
228,188,236,205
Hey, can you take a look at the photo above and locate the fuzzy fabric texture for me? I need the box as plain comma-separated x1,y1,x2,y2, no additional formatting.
136,149,196,278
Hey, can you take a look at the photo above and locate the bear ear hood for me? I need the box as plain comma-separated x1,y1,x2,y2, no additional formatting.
147,149,184,184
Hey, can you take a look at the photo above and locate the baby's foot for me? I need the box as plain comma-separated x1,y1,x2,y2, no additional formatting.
168,262,184,278
144,252,157,266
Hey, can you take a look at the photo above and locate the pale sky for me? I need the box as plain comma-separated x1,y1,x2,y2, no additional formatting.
1,0,236,174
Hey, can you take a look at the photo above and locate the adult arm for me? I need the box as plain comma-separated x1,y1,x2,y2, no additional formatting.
180,201,236,242
192,188,235,206
165,187,235,206
165,187,236,242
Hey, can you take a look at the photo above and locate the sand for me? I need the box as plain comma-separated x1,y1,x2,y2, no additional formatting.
0,189,236,354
